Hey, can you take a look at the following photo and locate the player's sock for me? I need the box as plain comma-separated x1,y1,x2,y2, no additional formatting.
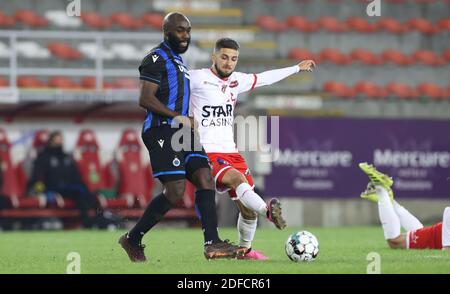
442,207,450,247
376,186,401,240
195,189,221,245
127,193,172,246
392,200,423,231
235,183,267,216
237,213,257,248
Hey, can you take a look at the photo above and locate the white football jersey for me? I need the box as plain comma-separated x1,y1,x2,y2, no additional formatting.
189,68,257,153
189,65,299,153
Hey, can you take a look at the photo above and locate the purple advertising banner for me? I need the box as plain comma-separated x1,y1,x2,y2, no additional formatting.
265,118,450,199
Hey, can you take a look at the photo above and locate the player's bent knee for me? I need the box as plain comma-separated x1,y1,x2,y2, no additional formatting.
164,180,186,204
226,171,248,189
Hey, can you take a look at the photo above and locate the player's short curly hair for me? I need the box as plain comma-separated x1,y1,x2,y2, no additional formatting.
214,38,240,52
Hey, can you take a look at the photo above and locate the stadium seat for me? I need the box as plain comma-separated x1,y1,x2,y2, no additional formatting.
141,13,164,30
113,78,139,89
44,10,82,28
0,11,16,28
73,129,129,209
444,49,450,63
17,76,46,89
285,16,319,33
346,17,378,34
412,50,446,66
350,48,383,65
80,11,112,30
255,15,288,32
381,49,413,66
354,81,386,99
438,18,450,32
80,76,114,90
323,81,355,99
17,42,51,59
115,129,154,208
319,48,351,65
0,77,8,87
47,77,80,89
384,82,417,99
316,16,348,33
14,10,48,28
47,42,82,61
416,82,446,100
407,18,438,35
110,12,144,30
287,48,318,62
377,17,408,34
0,129,45,209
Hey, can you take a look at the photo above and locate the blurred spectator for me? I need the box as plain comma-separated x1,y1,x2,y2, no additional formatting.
28,130,118,228
0,156,10,209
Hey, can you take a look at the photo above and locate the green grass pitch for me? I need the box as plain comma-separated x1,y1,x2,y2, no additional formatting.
1,227,449,274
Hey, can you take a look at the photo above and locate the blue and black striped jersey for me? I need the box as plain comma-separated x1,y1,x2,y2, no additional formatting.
139,42,190,132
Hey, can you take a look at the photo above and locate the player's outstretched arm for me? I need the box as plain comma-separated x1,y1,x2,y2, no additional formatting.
246,59,317,92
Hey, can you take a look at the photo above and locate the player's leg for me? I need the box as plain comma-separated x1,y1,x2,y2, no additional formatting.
377,186,406,249
442,207,450,250
119,126,186,262
359,163,422,231
220,163,286,230
186,151,245,259
234,200,268,260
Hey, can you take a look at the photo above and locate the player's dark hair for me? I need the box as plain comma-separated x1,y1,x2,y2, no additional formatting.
48,130,62,145
214,38,239,52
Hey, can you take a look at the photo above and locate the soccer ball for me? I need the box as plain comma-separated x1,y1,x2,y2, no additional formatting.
285,231,319,262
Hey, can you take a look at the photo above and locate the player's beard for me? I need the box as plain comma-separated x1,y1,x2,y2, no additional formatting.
214,63,233,78
165,32,190,54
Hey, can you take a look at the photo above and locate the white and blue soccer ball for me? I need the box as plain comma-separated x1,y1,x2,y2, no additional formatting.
285,231,319,262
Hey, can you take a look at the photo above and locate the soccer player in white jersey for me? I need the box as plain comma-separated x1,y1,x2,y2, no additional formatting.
359,163,450,250
188,38,316,259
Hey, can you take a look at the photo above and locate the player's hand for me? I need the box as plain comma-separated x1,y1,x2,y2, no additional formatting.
298,60,316,72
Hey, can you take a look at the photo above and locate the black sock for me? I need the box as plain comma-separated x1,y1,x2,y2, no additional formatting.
127,193,172,245
195,189,220,245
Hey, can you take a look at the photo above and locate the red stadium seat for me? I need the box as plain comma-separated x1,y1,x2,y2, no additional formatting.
115,129,154,208
350,48,383,65
416,82,446,100
412,50,446,66
354,81,386,99
0,11,16,28
377,18,408,34
80,11,112,30
141,13,164,30
47,77,80,89
287,48,318,62
316,16,348,33
113,78,139,89
110,12,144,30
255,15,288,32
73,129,129,209
0,77,8,87
0,129,44,209
14,10,48,28
17,76,46,88
381,49,413,66
285,16,319,33
319,48,351,65
80,76,114,89
442,49,450,62
47,42,82,61
407,18,438,34
438,19,450,32
385,82,418,100
323,81,355,99
346,17,378,33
